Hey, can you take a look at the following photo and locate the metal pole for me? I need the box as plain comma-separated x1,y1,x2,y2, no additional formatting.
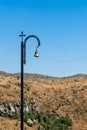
21,40,24,130
19,32,25,130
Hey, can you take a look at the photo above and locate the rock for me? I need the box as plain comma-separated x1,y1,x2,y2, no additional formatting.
0,99,40,117
27,119,33,126
38,125,44,130
47,110,63,119
65,99,72,105
9,103,15,113
24,105,31,113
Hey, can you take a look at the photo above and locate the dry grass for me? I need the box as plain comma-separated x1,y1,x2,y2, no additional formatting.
0,73,87,129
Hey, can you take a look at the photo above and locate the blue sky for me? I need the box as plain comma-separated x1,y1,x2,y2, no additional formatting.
0,0,87,77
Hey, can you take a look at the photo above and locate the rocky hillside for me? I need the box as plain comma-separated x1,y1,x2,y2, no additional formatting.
0,72,87,130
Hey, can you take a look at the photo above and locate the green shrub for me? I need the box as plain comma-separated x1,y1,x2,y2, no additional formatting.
58,116,73,126
11,111,72,130
38,112,44,123
54,116,72,130
12,113,20,119
24,112,29,122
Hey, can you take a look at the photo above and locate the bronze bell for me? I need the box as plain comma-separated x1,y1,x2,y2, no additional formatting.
34,49,39,57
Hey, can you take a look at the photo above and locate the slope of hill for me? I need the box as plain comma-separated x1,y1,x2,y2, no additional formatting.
0,71,87,130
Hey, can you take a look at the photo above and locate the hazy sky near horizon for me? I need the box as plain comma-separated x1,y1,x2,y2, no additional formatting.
0,0,87,77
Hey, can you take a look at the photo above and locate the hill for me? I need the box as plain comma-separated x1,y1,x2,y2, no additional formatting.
0,71,87,130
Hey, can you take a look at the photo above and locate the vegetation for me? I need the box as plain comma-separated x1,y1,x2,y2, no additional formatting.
12,111,72,130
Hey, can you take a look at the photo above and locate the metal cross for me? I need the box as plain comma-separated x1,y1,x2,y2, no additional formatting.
19,32,26,42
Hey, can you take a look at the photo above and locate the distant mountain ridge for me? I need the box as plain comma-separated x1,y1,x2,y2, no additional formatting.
0,71,51,78
0,71,13,76
66,73,87,78
0,71,87,78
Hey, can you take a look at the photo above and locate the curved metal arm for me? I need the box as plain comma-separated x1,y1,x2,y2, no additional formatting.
24,35,40,48
23,35,41,64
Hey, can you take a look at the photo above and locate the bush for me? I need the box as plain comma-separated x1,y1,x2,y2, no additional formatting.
12,113,20,119
12,111,72,130
38,112,44,123
58,116,73,126
54,116,72,130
